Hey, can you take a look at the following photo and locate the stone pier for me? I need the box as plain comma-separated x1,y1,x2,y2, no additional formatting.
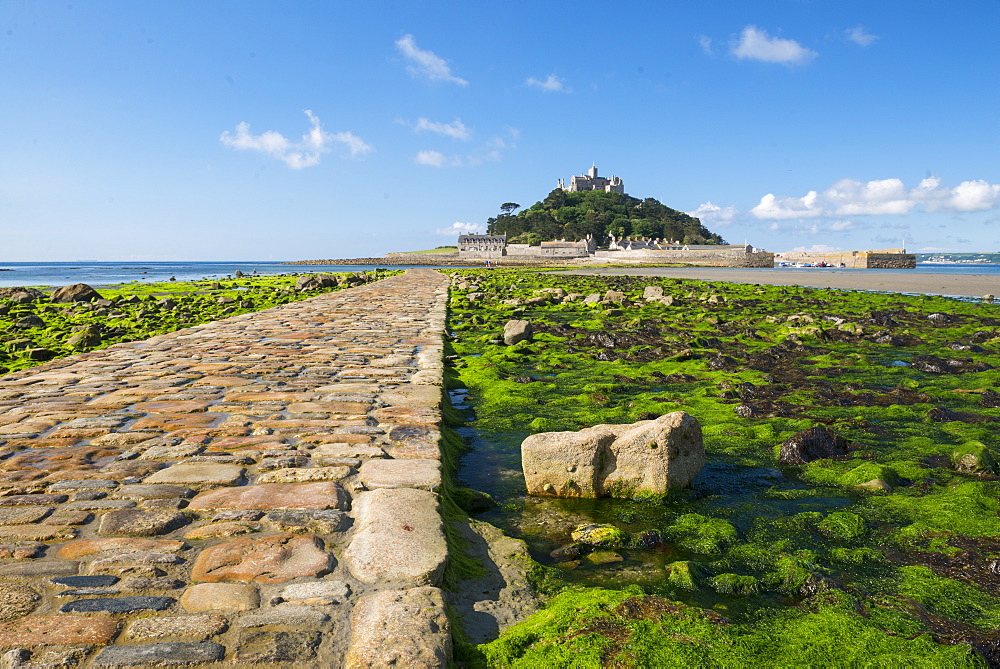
0,269,454,666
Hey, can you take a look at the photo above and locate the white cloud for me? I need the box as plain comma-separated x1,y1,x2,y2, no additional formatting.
435,221,484,236
824,178,914,215
949,179,1000,212
415,150,448,167
219,110,371,169
687,201,738,227
751,191,823,219
829,219,861,231
413,117,470,140
731,26,816,65
526,74,568,92
395,34,468,86
330,131,373,158
697,35,713,55
846,26,878,47
751,176,1000,220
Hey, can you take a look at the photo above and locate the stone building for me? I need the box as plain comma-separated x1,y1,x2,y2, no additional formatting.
557,164,624,194
457,234,507,258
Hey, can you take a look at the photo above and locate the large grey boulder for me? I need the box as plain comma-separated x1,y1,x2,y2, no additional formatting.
503,320,532,346
521,412,704,498
50,283,102,303
294,274,336,291
0,287,46,303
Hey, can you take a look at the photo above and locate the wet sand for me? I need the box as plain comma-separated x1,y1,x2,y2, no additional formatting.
556,267,999,298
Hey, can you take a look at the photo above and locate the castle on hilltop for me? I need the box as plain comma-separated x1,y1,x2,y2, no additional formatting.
558,164,624,194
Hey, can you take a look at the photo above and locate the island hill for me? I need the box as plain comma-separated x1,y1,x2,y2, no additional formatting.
289,165,915,269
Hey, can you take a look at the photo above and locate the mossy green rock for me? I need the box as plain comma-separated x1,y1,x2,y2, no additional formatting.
951,441,998,474
817,511,867,541
665,560,700,591
664,513,738,555
571,524,627,548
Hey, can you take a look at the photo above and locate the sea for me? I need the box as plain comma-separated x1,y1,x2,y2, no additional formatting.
0,261,415,289
0,260,998,290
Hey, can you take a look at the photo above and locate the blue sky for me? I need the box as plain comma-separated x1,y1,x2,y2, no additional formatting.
2,1,999,260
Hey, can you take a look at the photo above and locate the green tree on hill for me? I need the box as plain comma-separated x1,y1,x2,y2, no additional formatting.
485,189,725,246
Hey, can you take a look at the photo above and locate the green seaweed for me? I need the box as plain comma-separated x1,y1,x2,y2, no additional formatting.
445,268,1000,663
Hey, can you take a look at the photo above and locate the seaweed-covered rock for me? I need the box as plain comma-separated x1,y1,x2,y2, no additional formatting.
912,355,992,374
50,283,102,303
295,274,336,291
951,442,998,475
777,426,849,465
571,524,627,548
67,325,102,350
927,407,995,424
979,390,1000,409
642,286,664,300
14,314,45,329
521,412,704,498
503,320,532,346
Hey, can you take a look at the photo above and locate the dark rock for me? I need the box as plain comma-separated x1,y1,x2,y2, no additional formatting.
927,407,995,424
947,342,986,352
14,314,45,329
911,355,952,373
550,543,583,561
51,575,120,588
295,274,336,291
93,642,225,666
50,283,102,303
777,426,849,465
0,287,46,301
24,348,56,361
586,331,617,348
235,630,319,663
630,529,664,549
980,390,1000,409
59,595,174,613
67,325,102,349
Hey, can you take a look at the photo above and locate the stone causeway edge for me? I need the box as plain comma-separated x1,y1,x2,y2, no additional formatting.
0,269,458,667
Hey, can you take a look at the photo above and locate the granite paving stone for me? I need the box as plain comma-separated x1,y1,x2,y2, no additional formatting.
344,587,452,668
0,269,451,665
344,488,447,586
179,583,259,612
98,509,189,537
92,641,225,666
186,481,346,510
0,615,119,647
124,614,228,642
190,533,332,583
59,595,175,613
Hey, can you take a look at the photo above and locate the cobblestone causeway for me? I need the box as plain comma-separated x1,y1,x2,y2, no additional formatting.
0,269,454,667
